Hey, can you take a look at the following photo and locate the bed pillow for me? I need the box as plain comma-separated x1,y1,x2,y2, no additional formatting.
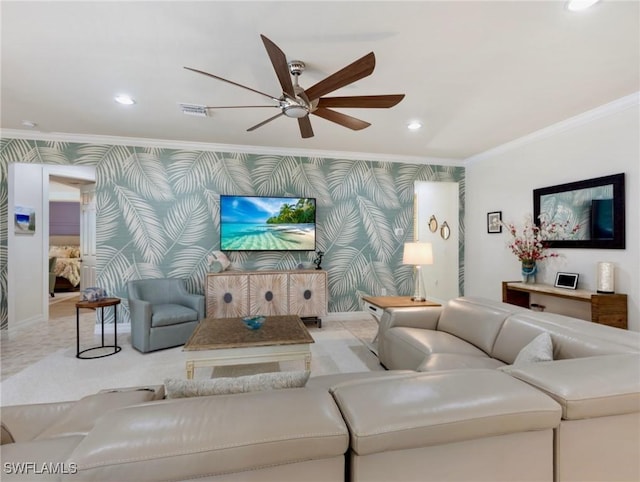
164,371,310,399
49,245,80,258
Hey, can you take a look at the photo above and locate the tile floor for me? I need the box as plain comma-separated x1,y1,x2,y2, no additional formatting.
1,295,379,382
1,293,107,381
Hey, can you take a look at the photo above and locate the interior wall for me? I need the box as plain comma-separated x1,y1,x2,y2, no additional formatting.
0,139,465,328
8,163,46,328
415,181,460,302
465,101,639,331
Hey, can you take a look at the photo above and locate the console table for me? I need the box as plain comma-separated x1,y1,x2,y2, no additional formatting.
502,281,627,329
206,270,327,327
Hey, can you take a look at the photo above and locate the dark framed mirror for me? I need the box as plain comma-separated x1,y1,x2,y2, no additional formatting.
533,173,625,249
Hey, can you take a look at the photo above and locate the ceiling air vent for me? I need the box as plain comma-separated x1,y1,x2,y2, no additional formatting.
179,103,209,117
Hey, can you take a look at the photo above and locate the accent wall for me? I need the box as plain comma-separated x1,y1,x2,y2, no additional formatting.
0,139,465,328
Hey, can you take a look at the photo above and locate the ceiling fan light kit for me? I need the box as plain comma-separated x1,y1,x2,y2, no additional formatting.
184,34,404,139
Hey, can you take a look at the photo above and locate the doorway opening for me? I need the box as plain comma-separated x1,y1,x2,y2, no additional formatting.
45,168,96,321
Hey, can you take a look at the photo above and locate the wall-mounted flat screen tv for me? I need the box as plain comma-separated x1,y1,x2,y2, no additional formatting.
220,195,316,251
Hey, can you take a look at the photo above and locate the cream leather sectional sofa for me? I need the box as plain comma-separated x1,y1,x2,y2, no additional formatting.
1,297,638,482
379,296,640,482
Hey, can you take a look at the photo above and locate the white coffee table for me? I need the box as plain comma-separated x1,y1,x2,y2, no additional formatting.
183,315,314,379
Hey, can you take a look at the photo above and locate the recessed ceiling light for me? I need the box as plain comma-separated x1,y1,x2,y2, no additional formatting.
21,120,37,128
566,0,601,12
114,94,136,105
407,121,422,131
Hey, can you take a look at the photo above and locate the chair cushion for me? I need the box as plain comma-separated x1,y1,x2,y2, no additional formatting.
151,304,198,327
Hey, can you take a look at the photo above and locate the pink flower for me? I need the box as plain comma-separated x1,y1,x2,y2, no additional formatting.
502,214,577,263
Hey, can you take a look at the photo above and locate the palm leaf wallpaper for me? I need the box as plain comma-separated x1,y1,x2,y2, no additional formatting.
0,138,465,328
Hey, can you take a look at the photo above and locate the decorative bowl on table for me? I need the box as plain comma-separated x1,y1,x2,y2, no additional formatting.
242,315,266,330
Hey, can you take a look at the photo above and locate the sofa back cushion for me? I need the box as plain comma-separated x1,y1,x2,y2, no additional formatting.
514,311,640,352
492,313,637,364
436,297,520,355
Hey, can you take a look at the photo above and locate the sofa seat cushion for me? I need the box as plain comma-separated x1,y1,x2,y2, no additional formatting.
331,370,561,456
151,304,198,327
383,327,489,369
67,388,349,480
417,353,506,372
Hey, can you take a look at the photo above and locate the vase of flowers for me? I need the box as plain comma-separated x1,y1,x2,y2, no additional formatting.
521,260,537,284
503,214,579,284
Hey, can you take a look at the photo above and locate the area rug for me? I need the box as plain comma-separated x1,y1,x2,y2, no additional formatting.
0,328,383,406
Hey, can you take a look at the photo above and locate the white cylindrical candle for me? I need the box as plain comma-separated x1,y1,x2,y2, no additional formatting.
597,262,615,294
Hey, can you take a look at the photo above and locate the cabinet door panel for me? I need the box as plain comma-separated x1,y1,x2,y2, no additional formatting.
249,273,288,315
207,274,249,318
289,272,327,317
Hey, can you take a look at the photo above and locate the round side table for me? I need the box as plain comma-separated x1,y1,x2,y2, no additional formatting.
76,297,122,359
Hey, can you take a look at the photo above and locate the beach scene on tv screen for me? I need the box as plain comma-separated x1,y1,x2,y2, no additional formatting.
221,196,316,251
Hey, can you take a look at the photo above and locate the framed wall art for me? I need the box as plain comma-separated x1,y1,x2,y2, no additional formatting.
14,206,36,235
533,173,625,249
487,211,502,234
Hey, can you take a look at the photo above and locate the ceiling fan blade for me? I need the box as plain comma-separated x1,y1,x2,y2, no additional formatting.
247,112,284,132
312,107,371,131
304,52,376,101
317,94,405,109
298,116,314,139
205,105,278,109
184,66,277,101
260,34,295,98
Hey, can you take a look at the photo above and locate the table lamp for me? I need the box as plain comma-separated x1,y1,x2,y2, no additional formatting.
403,242,434,302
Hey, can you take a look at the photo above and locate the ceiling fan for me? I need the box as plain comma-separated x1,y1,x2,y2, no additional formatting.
184,34,405,139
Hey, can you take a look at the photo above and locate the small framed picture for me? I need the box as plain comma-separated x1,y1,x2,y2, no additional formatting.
487,211,502,233
554,272,579,290
15,205,36,235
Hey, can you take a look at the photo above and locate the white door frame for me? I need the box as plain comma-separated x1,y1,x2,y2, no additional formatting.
43,166,96,320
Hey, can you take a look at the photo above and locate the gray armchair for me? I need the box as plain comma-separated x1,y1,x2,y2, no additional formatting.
127,278,205,353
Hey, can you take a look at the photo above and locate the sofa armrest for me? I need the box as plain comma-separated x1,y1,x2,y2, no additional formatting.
1,401,75,443
505,354,640,420
378,306,442,335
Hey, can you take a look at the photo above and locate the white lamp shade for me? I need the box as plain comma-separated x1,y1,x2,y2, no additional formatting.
597,262,615,293
403,242,434,265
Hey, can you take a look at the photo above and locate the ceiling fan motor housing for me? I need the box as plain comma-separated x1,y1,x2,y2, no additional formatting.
288,60,305,76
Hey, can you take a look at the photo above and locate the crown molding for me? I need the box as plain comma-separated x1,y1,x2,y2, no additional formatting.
464,92,640,165
0,130,464,168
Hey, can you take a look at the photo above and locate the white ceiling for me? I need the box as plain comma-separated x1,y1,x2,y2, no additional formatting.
2,1,638,161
